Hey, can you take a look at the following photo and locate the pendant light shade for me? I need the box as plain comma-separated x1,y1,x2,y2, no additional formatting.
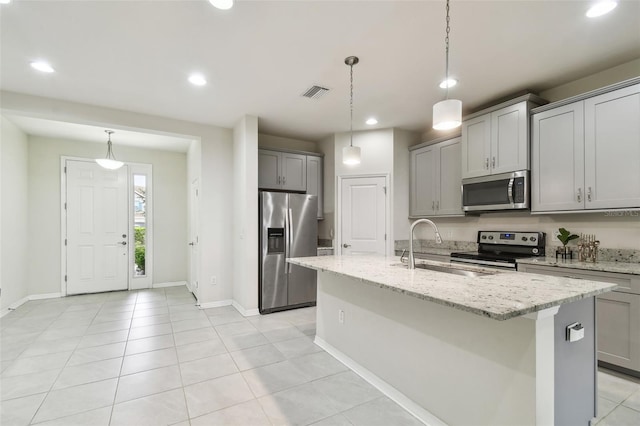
343,56,361,166
96,130,124,170
433,99,462,130
343,145,361,165
432,0,462,131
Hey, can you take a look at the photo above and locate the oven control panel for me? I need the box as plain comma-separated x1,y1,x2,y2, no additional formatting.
477,231,545,247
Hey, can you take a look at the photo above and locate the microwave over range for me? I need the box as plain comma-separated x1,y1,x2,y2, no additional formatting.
462,170,529,212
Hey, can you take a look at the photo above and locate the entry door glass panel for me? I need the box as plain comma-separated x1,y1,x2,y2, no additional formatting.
67,160,128,295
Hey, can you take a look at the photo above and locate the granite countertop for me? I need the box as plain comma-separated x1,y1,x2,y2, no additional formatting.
517,257,640,276
288,255,617,321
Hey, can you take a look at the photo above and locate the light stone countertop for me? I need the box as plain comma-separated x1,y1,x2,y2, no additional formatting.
517,257,640,276
288,255,617,321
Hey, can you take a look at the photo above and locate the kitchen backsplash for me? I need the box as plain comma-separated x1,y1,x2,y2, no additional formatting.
395,239,640,263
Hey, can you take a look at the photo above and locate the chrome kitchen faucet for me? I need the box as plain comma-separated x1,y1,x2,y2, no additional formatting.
409,219,443,269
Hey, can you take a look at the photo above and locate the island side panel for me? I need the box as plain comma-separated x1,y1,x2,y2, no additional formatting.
554,297,597,425
315,270,545,426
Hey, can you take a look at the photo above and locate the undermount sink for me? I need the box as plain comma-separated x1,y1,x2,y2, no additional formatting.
396,262,495,278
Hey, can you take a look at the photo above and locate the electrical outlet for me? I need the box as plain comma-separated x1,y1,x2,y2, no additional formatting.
210,276,217,285
338,309,345,324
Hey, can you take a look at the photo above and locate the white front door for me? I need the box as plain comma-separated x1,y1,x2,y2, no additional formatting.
340,176,387,255
66,160,129,295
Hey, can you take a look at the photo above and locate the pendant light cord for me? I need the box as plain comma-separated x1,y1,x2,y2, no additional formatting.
349,62,354,147
444,0,451,100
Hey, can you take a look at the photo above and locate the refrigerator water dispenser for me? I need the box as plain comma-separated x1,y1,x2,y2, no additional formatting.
267,228,285,253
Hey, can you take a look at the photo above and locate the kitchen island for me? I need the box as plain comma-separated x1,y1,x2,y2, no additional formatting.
288,255,617,426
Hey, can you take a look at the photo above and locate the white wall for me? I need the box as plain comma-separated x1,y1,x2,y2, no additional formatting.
258,133,319,153
1,91,234,306
26,136,188,296
1,116,30,311
232,116,259,314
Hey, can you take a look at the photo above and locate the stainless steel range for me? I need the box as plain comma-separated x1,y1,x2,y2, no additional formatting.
450,231,545,270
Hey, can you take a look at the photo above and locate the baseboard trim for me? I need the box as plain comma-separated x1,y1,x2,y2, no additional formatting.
152,281,187,289
314,336,446,426
232,301,260,317
197,299,233,310
29,292,63,300
1,293,63,318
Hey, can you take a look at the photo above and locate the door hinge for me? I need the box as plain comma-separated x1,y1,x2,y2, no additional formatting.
65,239,67,246
64,166,67,173
64,202,67,210
383,186,387,195
64,275,67,282
385,233,387,241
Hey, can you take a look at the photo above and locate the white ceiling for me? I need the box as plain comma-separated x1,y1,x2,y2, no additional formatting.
1,0,639,147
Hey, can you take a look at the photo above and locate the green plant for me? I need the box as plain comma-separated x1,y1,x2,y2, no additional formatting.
134,227,146,245
135,245,145,273
557,228,579,246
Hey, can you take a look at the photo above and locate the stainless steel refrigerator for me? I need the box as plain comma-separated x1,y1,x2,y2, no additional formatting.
259,191,318,314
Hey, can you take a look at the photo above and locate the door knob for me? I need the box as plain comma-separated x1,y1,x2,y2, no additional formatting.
118,241,127,246
343,243,351,248
188,242,195,246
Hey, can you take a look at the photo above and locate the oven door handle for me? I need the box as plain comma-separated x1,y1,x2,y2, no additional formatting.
507,178,515,205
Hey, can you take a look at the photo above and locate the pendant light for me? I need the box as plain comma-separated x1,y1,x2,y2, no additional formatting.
96,130,124,170
343,56,361,165
433,0,462,130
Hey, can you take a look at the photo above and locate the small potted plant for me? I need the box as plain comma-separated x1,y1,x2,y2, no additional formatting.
556,227,579,259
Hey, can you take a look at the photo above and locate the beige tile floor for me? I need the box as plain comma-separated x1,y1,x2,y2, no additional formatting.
1,285,638,425
0,286,419,426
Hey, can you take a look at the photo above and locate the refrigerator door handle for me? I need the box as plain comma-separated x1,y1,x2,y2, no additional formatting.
287,208,293,273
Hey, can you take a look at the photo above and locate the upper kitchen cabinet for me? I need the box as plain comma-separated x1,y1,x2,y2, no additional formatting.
461,95,546,179
409,137,463,217
306,154,324,219
584,84,640,209
258,149,307,192
532,80,640,212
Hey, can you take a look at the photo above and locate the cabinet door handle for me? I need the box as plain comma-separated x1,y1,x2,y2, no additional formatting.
492,157,496,168
587,187,592,202
577,188,582,202
283,176,286,185
277,176,281,184
485,158,489,170
436,200,439,210
432,200,435,210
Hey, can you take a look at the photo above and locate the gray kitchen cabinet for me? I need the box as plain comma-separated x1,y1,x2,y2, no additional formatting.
409,137,463,217
584,84,640,209
258,149,307,191
461,99,538,179
532,83,640,212
306,155,323,219
519,263,640,375
531,101,585,212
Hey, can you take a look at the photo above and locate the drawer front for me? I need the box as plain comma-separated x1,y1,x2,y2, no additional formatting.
597,292,640,372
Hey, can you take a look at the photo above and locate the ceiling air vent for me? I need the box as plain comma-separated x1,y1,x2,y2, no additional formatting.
301,85,330,99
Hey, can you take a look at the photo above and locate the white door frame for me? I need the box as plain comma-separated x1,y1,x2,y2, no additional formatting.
336,173,391,256
188,177,200,297
60,156,154,295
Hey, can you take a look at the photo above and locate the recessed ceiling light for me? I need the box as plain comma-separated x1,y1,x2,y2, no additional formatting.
586,1,617,18
366,118,378,125
439,78,458,89
188,74,207,86
30,61,55,73
209,0,233,10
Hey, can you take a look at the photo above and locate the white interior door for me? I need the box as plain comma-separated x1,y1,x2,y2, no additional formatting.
189,178,200,297
66,160,129,295
340,176,387,255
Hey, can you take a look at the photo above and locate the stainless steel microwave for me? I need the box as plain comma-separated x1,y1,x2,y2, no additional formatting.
462,170,529,212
